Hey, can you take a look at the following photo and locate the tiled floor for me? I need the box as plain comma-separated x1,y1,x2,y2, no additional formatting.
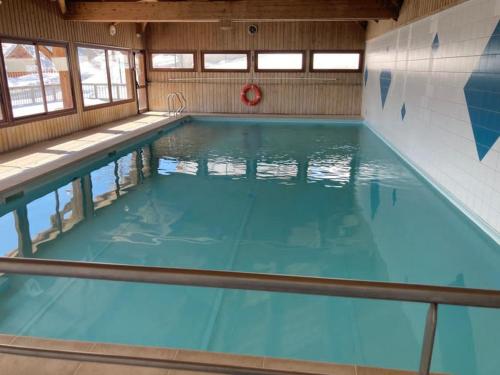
0,335,445,375
0,111,183,199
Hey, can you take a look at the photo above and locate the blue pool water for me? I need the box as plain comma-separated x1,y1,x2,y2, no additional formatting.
0,118,499,374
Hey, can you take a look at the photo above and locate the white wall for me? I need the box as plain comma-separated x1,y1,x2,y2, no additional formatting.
363,0,500,239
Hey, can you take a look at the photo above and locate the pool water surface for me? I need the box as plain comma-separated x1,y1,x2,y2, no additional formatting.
0,118,498,375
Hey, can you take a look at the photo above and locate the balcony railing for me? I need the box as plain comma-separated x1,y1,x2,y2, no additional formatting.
81,83,128,101
9,84,60,108
8,83,129,109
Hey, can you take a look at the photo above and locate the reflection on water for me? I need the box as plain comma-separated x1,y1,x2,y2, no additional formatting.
370,179,380,219
256,161,298,180
307,157,352,186
207,157,246,177
0,121,498,375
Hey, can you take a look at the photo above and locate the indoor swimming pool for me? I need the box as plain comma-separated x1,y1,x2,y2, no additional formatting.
0,117,499,375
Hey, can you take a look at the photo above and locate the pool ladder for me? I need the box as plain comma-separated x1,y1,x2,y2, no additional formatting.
166,92,187,117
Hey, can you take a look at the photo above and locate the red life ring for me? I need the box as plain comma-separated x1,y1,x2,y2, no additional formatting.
240,84,262,106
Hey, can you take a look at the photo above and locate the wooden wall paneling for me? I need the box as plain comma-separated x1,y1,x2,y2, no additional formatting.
0,0,144,153
147,21,365,115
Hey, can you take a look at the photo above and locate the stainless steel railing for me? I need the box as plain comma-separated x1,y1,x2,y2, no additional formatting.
0,257,499,374
166,91,187,116
0,344,316,375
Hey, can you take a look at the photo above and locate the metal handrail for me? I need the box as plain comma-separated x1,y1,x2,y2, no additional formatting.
165,92,176,116
177,91,187,113
0,344,316,375
0,257,499,374
165,91,186,116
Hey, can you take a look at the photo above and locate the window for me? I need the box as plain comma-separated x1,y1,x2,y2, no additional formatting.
202,52,249,72
310,51,362,72
77,47,109,107
0,40,74,120
39,45,74,112
255,51,305,72
108,49,133,101
77,45,133,109
134,52,148,113
150,52,195,71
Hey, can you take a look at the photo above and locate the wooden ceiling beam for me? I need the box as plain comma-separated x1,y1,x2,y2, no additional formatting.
64,1,400,22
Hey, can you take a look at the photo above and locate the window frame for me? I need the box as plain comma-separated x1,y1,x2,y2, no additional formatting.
0,49,7,125
309,50,364,73
148,50,197,72
133,50,149,114
0,35,77,127
255,50,306,73
75,43,135,111
201,50,251,73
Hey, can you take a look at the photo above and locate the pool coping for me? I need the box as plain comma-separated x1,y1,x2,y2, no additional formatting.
364,120,500,245
188,112,364,121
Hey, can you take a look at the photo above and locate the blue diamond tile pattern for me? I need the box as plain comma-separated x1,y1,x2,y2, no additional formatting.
464,21,500,161
401,103,406,120
432,34,440,51
379,70,392,109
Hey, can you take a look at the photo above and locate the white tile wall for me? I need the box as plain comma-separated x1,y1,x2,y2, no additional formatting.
363,0,500,239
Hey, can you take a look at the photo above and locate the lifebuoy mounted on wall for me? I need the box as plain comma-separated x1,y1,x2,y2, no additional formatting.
240,84,262,106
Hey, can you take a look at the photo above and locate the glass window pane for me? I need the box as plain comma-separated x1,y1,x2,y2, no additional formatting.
134,53,146,85
203,53,248,71
257,53,304,70
77,47,110,107
108,50,133,101
39,45,74,112
1,42,45,118
312,52,361,70
137,87,147,111
151,53,194,70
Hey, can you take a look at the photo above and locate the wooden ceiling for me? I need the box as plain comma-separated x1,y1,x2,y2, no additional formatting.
57,0,404,22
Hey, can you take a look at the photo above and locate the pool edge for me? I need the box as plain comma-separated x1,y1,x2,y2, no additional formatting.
363,120,500,245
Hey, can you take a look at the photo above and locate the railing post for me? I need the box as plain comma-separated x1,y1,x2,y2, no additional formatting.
30,87,36,104
419,303,438,375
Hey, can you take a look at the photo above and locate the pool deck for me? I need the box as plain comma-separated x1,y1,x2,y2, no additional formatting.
0,334,445,375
